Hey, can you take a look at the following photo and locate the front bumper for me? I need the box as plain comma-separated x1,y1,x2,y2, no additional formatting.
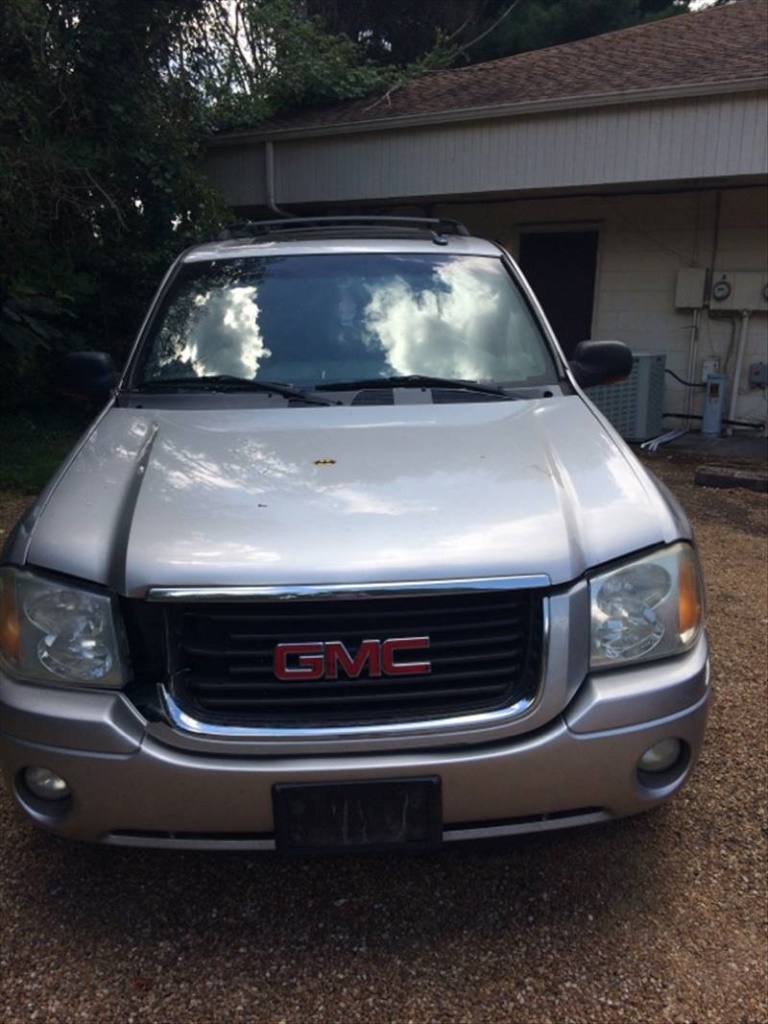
0,640,710,849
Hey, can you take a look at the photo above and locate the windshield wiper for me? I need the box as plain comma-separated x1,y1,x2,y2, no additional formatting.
133,375,334,406
317,374,513,399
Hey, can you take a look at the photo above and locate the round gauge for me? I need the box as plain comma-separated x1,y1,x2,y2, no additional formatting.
711,279,732,301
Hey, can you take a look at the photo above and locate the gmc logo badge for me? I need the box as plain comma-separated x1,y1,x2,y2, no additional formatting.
274,638,431,681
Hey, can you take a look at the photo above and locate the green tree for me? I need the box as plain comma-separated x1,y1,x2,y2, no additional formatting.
304,0,490,66
463,0,694,64
176,0,391,129
304,0,695,67
0,0,225,407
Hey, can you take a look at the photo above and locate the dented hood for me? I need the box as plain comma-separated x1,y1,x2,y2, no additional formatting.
22,397,684,596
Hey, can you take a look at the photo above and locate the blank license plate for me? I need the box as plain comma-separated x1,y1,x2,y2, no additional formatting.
273,778,442,854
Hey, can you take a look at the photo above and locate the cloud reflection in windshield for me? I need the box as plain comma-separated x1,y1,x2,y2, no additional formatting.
165,286,270,378
361,258,543,381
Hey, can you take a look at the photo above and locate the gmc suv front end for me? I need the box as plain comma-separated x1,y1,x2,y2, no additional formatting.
0,217,708,852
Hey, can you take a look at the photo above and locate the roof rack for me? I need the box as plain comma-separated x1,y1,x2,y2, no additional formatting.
218,215,471,245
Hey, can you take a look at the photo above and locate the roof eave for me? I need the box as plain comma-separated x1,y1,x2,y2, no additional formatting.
205,77,768,148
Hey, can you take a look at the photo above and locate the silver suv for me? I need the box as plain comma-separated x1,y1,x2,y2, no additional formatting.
0,217,709,852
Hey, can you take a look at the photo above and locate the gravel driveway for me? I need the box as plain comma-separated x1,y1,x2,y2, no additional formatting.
1,452,766,1024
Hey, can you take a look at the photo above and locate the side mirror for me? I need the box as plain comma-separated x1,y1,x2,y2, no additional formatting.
570,340,633,388
59,351,118,401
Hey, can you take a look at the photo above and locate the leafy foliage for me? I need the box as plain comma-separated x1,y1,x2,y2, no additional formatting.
303,0,695,66
173,0,394,128
304,0,491,67
0,0,225,408
459,0,695,64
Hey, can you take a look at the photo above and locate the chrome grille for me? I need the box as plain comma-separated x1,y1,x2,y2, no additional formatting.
166,589,545,727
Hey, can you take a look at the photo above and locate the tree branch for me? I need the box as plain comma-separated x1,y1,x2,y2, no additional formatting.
456,0,524,56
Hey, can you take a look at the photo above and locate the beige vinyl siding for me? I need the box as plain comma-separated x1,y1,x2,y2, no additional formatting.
201,87,767,426
202,146,267,210
204,91,768,207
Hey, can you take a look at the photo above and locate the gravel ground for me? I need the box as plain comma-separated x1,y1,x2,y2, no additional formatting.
0,452,766,1024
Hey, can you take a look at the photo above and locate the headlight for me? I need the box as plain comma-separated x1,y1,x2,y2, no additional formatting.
590,543,704,668
0,568,127,687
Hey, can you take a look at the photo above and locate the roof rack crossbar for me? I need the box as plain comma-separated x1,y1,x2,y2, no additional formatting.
219,215,470,241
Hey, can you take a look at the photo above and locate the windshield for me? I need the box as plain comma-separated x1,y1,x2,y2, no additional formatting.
133,253,557,389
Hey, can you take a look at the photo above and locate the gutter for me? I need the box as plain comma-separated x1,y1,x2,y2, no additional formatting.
205,77,767,147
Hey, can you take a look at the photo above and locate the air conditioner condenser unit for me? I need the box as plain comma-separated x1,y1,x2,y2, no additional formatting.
585,352,666,441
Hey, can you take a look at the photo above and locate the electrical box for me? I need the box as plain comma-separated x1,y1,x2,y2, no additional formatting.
675,268,708,309
708,271,768,312
701,356,720,383
586,352,666,441
749,362,768,388
701,373,728,438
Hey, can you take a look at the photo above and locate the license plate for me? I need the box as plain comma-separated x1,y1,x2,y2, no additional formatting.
273,778,442,854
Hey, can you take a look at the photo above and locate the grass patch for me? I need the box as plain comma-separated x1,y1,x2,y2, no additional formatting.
0,406,94,493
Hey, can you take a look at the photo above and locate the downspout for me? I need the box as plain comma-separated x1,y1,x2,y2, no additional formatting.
264,140,293,219
685,192,706,420
726,309,751,435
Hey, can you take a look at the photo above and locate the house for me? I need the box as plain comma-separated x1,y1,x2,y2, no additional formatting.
203,0,768,435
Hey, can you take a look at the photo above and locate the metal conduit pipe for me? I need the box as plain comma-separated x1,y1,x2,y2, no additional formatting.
685,308,700,421
726,309,751,435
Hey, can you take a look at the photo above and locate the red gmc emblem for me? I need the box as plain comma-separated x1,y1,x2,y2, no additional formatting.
274,637,431,681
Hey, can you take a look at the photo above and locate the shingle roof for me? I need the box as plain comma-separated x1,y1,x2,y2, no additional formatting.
223,0,767,138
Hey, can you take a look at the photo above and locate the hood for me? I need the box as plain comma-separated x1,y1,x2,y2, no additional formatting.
24,397,682,596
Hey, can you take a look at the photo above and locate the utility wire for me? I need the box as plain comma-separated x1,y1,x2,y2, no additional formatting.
665,368,705,389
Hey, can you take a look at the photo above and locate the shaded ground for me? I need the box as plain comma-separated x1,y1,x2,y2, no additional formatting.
0,450,766,1024
0,408,91,494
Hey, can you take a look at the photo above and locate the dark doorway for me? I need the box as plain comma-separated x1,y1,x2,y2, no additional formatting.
518,230,598,358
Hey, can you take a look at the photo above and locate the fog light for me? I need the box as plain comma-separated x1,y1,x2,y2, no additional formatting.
23,766,71,801
638,738,682,774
